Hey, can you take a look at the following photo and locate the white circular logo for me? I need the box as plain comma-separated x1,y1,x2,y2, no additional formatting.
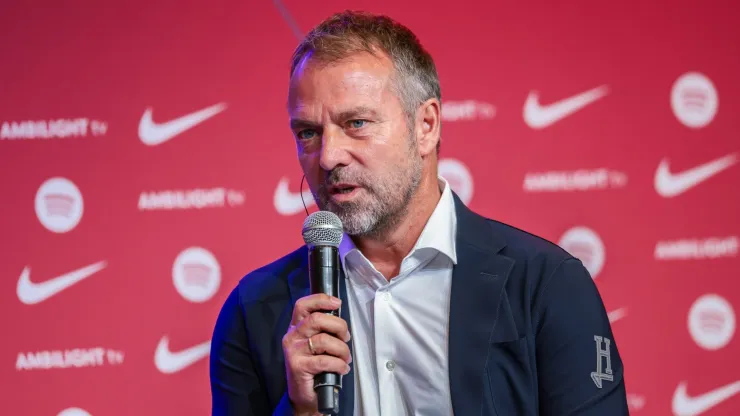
172,247,221,303
688,293,735,351
558,226,605,279
439,158,474,205
671,72,718,128
35,177,84,233
58,409,91,416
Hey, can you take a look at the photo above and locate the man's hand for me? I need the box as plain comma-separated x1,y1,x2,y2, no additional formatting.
282,293,352,416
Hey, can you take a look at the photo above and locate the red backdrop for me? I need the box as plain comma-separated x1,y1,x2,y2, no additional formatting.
1,1,738,415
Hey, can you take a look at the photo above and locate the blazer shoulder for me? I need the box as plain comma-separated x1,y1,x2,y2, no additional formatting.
233,245,307,306
486,218,576,281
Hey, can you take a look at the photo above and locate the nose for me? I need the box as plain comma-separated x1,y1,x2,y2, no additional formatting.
319,127,352,172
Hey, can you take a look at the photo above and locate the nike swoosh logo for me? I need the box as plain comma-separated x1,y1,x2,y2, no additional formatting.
655,153,737,198
154,336,211,374
138,102,227,146
273,177,315,216
608,307,627,323
17,261,107,305
523,85,610,129
672,380,740,416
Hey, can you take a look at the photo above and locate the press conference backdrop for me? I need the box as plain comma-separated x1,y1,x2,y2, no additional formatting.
2,1,738,415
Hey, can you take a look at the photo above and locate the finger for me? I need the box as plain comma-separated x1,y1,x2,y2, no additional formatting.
292,294,342,325
300,355,351,376
307,333,352,363
297,312,350,342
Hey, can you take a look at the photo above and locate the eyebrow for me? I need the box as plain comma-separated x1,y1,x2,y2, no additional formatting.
289,106,380,130
336,106,380,121
289,119,317,130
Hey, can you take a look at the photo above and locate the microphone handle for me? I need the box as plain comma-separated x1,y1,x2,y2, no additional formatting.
308,245,342,415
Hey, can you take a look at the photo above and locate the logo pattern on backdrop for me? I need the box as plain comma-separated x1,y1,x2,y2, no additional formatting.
2,3,737,415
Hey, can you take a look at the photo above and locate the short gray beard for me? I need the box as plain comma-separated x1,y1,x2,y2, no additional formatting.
315,135,423,239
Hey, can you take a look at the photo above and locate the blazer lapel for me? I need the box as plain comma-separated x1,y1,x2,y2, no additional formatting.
337,267,355,416
448,193,516,416
287,248,355,416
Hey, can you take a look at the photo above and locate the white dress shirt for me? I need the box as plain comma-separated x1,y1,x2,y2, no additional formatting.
339,176,457,416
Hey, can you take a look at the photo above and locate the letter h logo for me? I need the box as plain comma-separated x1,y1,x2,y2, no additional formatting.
590,335,614,388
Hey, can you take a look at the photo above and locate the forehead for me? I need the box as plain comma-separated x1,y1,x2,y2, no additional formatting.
287,52,397,116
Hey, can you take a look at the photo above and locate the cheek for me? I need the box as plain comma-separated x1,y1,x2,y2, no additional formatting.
300,158,324,194
365,128,404,157
359,140,404,174
298,153,319,178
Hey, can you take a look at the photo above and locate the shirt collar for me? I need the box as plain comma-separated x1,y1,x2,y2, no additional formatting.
338,176,458,270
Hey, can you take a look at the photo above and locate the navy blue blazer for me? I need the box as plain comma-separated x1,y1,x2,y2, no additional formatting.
210,192,629,415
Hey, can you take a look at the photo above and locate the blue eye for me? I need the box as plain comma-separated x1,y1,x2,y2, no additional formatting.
297,130,316,140
350,120,366,129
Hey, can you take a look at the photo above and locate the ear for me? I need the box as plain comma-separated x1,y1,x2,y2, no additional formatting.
414,98,441,157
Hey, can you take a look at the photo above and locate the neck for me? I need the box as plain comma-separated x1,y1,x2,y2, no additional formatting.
351,173,442,280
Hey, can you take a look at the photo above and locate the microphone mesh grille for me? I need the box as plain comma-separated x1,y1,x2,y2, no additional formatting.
302,211,344,248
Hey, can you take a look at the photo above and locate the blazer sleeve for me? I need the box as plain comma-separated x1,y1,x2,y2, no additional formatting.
534,257,629,415
210,286,294,416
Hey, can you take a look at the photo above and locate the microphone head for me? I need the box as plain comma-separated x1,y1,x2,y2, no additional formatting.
302,211,344,248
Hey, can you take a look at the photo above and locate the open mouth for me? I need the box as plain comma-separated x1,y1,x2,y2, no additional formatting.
329,183,358,194
328,183,361,200
332,186,356,194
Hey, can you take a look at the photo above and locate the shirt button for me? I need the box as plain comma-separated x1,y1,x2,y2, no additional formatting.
385,360,395,371
382,292,391,301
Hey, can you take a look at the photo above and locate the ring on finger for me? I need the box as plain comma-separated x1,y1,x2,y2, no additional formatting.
308,336,316,355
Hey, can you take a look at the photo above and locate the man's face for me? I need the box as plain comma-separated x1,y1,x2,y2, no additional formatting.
287,51,423,237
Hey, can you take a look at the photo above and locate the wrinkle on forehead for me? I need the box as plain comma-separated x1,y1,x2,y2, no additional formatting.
287,53,395,119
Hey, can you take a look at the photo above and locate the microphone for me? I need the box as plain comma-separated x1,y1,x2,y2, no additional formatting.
301,210,345,415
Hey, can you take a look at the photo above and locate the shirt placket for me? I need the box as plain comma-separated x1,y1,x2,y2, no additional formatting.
373,280,397,415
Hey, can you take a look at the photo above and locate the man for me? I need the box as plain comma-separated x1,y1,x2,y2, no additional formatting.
210,10,628,416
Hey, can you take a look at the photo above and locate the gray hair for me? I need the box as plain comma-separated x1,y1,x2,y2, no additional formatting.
290,10,442,151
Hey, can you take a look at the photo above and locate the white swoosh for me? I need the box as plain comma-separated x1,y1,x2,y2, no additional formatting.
154,336,211,374
17,261,107,305
57,408,92,416
608,307,627,323
274,177,315,216
138,102,227,146
523,85,609,129
672,380,740,416
655,153,737,198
